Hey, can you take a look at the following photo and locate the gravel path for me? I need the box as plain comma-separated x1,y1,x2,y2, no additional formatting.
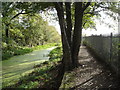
60,46,120,89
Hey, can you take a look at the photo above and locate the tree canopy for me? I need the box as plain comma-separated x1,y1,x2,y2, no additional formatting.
2,2,61,61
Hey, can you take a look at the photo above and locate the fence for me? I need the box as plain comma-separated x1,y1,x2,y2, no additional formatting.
83,33,120,75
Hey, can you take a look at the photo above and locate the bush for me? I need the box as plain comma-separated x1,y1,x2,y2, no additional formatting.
2,51,13,60
48,46,62,60
32,43,58,50
2,45,33,60
2,43,58,60
13,48,33,55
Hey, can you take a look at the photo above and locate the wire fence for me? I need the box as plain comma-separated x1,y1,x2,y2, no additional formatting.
83,33,120,75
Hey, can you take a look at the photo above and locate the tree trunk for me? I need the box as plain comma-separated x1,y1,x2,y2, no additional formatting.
6,27,9,38
5,24,9,44
65,2,72,49
55,2,90,69
54,2,72,71
72,2,83,67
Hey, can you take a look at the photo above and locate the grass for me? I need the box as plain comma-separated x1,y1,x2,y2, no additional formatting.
32,43,59,50
3,46,62,89
60,71,76,88
2,46,56,87
49,46,62,60
2,43,59,60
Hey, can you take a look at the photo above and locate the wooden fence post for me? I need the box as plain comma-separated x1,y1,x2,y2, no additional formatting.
118,34,120,76
110,33,113,62
116,3,120,76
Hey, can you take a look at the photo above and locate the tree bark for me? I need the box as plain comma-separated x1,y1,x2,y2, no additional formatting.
55,2,91,69
5,23,9,44
65,2,72,49
54,2,72,71
72,2,83,67
5,26,9,38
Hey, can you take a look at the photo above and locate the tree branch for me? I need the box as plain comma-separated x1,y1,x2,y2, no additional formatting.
84,10,104,15
99,5,110,9
65,2,72,47
82,22,86,28
10,11,32,21
82,2,91,12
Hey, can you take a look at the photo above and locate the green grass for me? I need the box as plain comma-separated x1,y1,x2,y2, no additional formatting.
2,43,60,60
3,46,62,89
49,46,62,60
2,47,33,60
2,47,56,87
32,43,59,50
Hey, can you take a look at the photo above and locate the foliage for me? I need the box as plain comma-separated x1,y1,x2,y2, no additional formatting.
2,2,119,88
3,46,62,89
2,2,61,61
2,13,60,46
49,45,62,60
2,42,33,60
2,43,57,60
32,43,58,50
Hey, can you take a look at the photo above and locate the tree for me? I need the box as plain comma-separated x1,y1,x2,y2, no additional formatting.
2,2,44,43
46,26,61,43
54,2,91,70
54,2,119,71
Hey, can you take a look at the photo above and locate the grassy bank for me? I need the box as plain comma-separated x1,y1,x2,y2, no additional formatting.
3,46,62,89
2,43,59,60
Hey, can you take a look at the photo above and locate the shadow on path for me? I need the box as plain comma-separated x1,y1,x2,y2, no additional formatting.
60,46,120,89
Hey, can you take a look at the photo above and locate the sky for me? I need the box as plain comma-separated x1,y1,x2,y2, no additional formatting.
87,10,118,35
82,12,119,36
40,8,119,36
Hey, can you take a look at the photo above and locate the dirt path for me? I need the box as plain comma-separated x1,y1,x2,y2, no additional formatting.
60,46,120,89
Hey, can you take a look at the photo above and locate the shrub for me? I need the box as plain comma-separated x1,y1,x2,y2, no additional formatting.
48,46,62,60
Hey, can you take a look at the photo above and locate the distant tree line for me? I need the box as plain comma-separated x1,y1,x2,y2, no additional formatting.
2,2,60,49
